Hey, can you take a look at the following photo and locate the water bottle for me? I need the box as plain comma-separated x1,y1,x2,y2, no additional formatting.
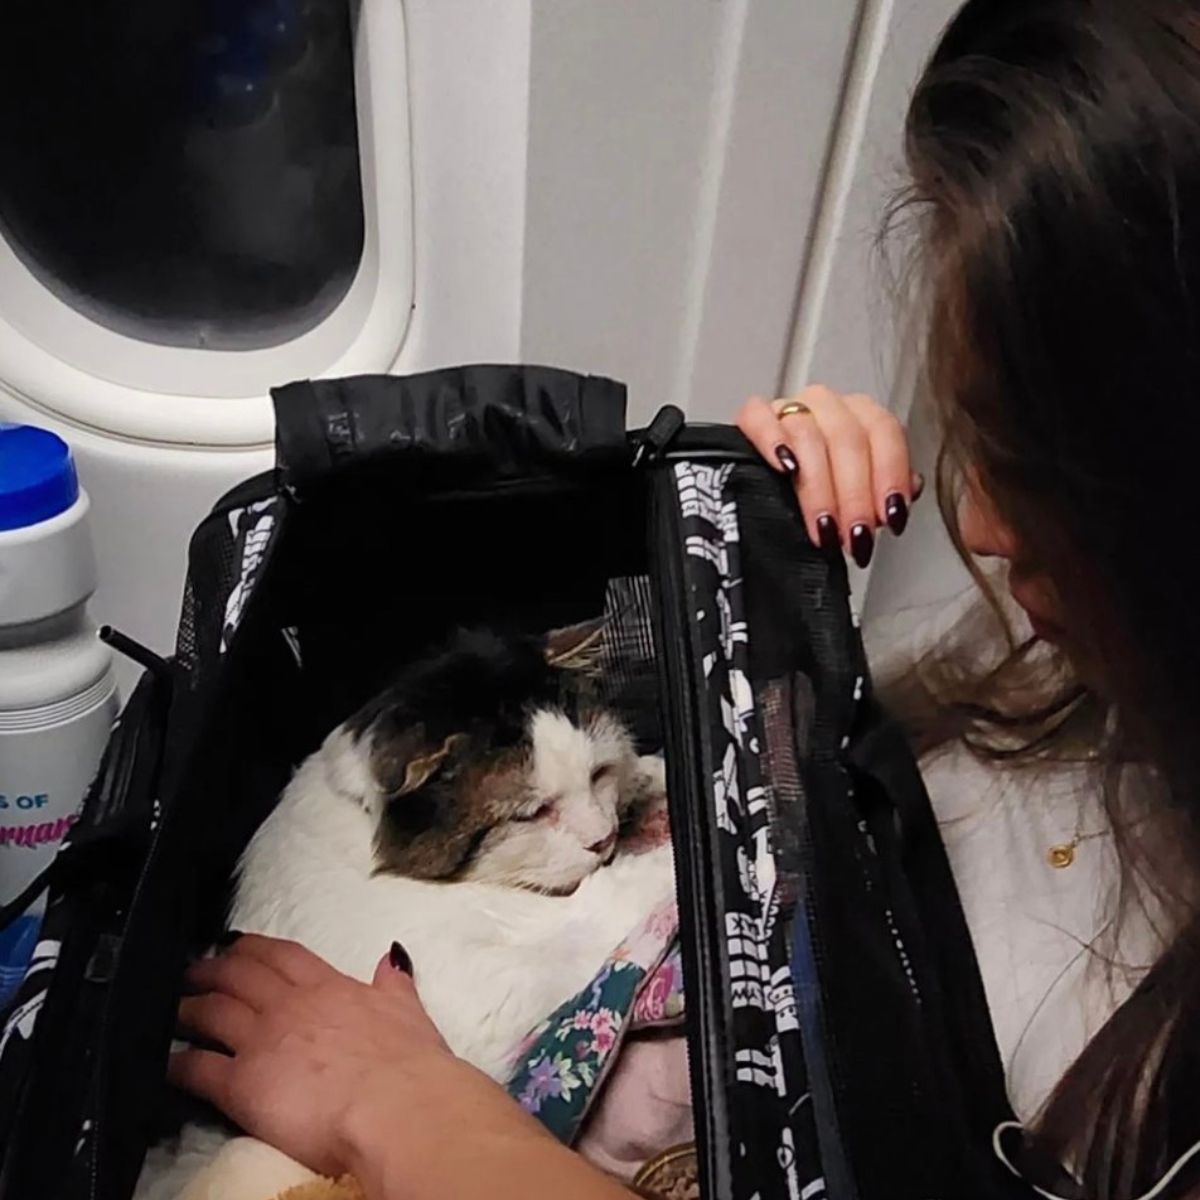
0,425,118,1005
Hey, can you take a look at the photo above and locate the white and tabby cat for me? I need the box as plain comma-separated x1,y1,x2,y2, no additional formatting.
136,625,675,1200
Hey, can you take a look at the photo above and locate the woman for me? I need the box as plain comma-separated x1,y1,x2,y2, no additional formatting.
172,2,1200,1196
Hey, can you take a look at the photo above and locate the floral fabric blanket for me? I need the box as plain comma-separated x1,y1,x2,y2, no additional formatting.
504,898,685,1143
503,776,687,1144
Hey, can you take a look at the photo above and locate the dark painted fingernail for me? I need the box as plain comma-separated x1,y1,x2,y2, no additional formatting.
816,514,840,552
775,445,799,476
217,930,243,950
850,524,874,568
885,493,909,536
389,941,412,976
912,473,925,502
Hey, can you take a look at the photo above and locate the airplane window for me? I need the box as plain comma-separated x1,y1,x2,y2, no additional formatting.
0,0,364,352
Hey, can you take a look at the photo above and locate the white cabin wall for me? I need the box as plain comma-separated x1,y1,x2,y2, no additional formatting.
520,1,862,425
395,0,531,368
521,0,727,422
777,0,975,638
677,4,862,423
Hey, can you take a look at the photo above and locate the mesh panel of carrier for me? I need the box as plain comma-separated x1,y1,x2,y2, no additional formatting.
595,575,662,754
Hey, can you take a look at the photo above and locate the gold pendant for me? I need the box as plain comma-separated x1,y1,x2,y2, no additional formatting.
1048,843,1076,869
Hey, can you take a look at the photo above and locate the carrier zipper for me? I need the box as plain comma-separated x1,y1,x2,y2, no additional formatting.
647,466,733,1200
210,471,278,518
632,405,685,467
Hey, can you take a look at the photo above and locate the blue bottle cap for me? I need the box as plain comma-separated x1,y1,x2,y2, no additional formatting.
0,424,80,532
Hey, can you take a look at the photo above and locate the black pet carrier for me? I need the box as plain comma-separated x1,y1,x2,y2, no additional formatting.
0,366,1033,1200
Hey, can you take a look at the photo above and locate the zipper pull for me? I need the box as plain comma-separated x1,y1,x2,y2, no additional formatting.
632,405,685,467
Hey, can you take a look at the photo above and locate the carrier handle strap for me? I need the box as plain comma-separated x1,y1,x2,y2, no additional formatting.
271,365,629,494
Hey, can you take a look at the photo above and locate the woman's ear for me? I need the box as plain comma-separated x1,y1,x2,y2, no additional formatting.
544,617,606,674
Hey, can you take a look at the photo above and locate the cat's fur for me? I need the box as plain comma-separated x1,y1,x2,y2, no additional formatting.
136,627,675,1200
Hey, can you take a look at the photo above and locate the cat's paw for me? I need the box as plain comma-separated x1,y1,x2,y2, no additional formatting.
619,755,671,852
635,754,667,800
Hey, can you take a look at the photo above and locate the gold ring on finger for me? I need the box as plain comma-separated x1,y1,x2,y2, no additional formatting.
775,400,812,419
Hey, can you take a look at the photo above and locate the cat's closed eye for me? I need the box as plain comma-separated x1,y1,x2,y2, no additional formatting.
512,800,554,823
590,764,616,786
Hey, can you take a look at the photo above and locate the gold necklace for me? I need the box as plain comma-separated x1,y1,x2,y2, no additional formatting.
1047,826,1108,869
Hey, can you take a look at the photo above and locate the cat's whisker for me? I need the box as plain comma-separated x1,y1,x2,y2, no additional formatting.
491,872,561,897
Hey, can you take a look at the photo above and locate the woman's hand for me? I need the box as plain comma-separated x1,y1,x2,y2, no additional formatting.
735,386,921,568
170,935,538,1182
171,935,630,1200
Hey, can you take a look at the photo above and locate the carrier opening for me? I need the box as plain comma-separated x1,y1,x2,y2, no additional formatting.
144,454,699,1198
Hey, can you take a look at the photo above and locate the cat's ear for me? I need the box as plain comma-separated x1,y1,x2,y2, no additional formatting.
398,735,466,794
544,617,606,675
378,726,468,796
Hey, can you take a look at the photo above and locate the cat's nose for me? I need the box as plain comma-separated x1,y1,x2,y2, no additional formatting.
588,829,617,859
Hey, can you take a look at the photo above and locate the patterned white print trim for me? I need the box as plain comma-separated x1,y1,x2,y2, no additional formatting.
221,499,278,654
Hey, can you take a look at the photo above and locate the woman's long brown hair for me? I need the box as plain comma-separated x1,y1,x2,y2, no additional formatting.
895,2,1200,1196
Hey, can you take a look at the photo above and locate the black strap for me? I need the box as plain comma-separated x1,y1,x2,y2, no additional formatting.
271,365,630,494
849,714,1020,1141
0,815,152,934
0,864,57,934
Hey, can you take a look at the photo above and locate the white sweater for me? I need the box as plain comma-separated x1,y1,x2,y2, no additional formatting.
925,746,1160,1119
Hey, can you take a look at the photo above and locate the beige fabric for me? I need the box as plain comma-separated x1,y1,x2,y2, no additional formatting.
172,1136,365,1200
177,1138,318,1200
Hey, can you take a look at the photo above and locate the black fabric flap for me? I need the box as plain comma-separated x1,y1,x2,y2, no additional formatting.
272,365,628,493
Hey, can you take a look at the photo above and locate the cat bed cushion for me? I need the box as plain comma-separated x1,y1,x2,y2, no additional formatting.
179,1139,319,1200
